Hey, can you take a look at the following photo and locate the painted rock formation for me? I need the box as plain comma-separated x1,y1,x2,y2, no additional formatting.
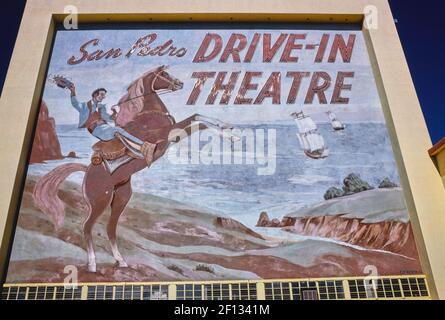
214,217,264,240
256,211,280,227
286,214,416,257
258,188,419,258
29,101,64,164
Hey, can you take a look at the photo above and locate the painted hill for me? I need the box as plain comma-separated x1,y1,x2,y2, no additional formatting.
6,177,421,283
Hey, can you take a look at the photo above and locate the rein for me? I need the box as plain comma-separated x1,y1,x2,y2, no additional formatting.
151,69,178,94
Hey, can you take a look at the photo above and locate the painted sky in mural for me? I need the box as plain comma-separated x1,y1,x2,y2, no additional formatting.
44,27,383,124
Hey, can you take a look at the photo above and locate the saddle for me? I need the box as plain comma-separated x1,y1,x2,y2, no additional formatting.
90,111,174,166
91,138,130,165
91,132,165,166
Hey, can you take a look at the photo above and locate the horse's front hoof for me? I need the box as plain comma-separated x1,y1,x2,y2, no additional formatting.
87,263,97,273
117,260,128,268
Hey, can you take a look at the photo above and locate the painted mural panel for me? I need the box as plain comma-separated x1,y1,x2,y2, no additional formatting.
6,23,423,283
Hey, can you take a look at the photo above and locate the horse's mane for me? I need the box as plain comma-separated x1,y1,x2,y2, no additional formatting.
126,67,158,90
114,68,157,127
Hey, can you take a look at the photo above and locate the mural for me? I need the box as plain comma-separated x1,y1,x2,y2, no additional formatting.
6,24,423,283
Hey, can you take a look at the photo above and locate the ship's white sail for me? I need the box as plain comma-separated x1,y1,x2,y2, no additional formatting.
293,114,316,133
306,132,325,152
327,111,345,130
297,134,310,151
301,117,318,132
293,111,329,159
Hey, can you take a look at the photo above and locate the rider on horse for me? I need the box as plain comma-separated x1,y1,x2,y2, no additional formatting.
68,84,157,164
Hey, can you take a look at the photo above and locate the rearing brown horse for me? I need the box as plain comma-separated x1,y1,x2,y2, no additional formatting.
33,65,239,272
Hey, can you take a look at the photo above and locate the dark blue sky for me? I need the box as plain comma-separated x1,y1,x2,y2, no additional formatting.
1,1,443,144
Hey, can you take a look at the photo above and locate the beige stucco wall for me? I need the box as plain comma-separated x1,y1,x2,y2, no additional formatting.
1,0,445,299
434,151,445,187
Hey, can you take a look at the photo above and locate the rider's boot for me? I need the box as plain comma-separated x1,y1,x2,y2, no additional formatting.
140,141,157,164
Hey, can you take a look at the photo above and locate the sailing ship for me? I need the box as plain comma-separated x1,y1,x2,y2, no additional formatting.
326,111,345,131
291,111,330,159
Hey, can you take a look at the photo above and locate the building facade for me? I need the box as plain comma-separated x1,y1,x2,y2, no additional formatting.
0,0,444,300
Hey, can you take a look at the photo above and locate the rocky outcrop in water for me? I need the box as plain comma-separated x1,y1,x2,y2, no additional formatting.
256,212,295,228
66,151,78,159
256,212,269,227
379,177,398,189
29,101,64,164
256,212,281,227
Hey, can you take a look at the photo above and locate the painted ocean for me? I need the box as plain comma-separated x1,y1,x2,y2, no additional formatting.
27,122,401,227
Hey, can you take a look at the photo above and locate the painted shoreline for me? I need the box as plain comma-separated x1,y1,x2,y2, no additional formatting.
6,175,422,283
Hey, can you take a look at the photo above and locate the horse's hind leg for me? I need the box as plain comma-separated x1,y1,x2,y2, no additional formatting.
83,170,114,272
108,179,132,267
172,119,240,143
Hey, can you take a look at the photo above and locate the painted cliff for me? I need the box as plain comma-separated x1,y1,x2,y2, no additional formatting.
29,101,64,164
257,187,419,259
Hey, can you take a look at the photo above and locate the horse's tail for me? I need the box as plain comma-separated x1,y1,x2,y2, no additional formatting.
33,163,88,230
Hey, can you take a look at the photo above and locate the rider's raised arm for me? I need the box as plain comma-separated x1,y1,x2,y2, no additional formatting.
68,84,82,113
70,95,82,113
